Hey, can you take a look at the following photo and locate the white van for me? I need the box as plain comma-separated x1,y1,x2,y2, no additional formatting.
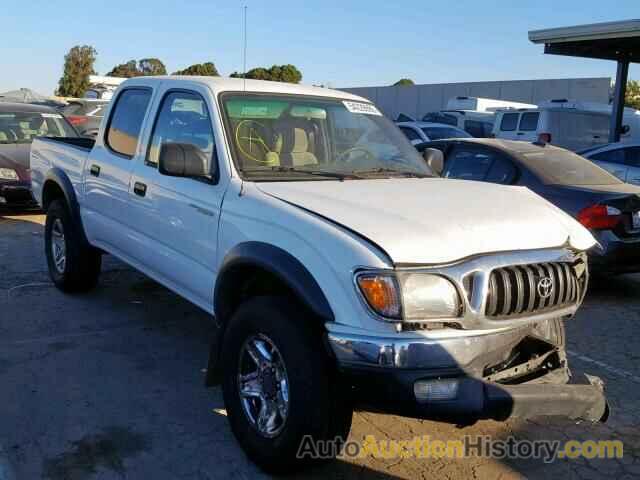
446,96,536,112
493,100,640,151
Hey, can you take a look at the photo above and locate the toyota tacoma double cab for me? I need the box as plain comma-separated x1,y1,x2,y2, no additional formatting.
30,76,608,472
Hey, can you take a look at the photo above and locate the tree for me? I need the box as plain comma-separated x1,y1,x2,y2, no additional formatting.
107,58,167,78
56,45,97,97
107,60,142,78
230,64,302,84
626,80,640,110
173,62,220,76
393,78,415,86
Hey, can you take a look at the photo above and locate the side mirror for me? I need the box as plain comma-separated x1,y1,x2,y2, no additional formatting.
422,148,444,175
159,142,208,178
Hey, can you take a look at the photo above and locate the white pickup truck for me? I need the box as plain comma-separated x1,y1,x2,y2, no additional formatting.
30,76,608,472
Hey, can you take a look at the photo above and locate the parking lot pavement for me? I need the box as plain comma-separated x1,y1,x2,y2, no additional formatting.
1,211,639,480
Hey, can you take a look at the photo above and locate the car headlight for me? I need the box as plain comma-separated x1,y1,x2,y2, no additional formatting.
356,272,461,321
398,273,461,320
0,168,19,181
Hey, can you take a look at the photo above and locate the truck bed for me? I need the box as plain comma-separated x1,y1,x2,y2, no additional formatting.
29,136,94,207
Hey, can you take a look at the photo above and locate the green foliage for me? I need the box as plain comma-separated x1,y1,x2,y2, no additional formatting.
173,62,220,76
107,60,142,78
230,64,302,84
56,45,97,97
393,78,415,86
107,58,167,78
625,80,640,110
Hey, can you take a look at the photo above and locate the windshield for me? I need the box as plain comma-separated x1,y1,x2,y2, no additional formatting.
421,126,471,140
0,111,76,144
220,94,434,180
521,148,623,186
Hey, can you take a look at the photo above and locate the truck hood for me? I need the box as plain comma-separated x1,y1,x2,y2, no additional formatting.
257,178,596,265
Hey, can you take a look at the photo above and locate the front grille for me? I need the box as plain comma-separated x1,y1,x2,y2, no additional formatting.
486,261,583,318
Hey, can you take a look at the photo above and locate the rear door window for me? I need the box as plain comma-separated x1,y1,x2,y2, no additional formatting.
591,149,626,165
444,147,492,181
106,88,152,158
399,127,421,141
519,112,539,131
500,113,519,131
624,147,640,167
444,146,517,184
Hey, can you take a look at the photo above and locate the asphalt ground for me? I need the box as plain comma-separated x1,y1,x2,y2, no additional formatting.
1,211,639,479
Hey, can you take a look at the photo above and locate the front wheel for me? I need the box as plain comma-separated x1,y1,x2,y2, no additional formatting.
45,199,102,292
221,297,352,473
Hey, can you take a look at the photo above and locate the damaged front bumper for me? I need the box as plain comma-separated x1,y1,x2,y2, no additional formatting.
327,321,608,424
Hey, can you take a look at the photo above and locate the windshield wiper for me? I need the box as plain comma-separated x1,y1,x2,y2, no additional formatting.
351,168,432,178
243,166,364,180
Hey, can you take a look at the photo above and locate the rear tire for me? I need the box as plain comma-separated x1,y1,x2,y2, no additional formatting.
221,297,352,473
45,199,101,292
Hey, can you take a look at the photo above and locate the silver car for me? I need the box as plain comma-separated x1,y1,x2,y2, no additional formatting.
580,142,640,185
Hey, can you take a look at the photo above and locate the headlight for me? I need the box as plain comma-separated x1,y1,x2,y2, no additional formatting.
398,273,461,320
356,272,461,321
0,168,19,181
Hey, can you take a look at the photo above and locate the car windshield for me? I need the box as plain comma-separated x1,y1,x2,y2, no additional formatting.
0,111,77,144
421,126,471,140
521,147,623,186
220,94,434,180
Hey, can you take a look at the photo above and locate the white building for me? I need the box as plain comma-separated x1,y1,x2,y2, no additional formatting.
341,77,611,120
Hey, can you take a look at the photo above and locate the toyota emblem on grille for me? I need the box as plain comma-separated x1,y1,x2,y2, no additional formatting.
537,277,554,298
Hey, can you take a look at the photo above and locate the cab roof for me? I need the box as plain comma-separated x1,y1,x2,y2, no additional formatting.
117,76,370,103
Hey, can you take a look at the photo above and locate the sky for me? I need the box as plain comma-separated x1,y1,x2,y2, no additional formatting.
2,0,639,95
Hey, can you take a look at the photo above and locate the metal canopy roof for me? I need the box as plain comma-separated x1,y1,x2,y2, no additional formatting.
529,19,640,62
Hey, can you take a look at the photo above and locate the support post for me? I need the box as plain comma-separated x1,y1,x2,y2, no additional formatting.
610,60,630,143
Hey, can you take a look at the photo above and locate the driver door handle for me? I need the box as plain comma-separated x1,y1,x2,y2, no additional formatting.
133,182,147,197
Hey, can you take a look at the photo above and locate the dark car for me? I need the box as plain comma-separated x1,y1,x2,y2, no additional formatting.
0,102,78,208
417,138,640,274
61,99,108,137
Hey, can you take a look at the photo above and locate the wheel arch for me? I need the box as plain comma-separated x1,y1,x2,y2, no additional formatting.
42,169,90,247
206,241,335,385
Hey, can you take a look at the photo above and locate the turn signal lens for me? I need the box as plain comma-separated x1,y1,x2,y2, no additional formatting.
357,274,401,319
577,204,621,230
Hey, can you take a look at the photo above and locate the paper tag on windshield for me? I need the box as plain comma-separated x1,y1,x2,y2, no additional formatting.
343,101,382,116
41,113,63,119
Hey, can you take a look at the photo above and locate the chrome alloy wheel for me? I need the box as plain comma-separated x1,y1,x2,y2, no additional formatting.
51,218,66,274
237,333,290,438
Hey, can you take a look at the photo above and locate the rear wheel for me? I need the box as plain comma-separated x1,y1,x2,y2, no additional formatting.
45,199,101,292
221,297,352,473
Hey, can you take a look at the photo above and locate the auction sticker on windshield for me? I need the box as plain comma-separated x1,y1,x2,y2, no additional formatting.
343,101,382,116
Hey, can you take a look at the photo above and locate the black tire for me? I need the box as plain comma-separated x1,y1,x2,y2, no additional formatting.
45,199,101,293
221,297,352,473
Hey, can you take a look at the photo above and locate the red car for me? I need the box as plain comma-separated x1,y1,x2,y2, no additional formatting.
0,102,78,208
